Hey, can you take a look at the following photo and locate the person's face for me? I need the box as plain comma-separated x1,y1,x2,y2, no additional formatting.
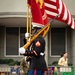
14,64,18,69
64,53,68,58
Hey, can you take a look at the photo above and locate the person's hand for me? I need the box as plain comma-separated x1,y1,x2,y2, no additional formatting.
63,63,68,67
19,47,25,54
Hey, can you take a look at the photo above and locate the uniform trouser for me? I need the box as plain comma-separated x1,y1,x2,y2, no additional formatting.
28,70,44,75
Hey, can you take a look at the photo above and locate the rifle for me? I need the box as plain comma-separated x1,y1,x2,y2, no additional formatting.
23,24,50,50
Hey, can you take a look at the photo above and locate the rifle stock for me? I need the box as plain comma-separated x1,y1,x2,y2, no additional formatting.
23,24,50,50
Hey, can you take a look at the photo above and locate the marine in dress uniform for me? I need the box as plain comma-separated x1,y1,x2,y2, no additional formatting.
19,27,47,75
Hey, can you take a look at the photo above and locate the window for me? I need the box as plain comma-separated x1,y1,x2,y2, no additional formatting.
20,27,26,47
6,27,19,55
5,27,26,56
50,28,66,57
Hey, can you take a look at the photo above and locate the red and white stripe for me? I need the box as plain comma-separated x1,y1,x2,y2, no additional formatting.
44,0,58,18
44,0,75,29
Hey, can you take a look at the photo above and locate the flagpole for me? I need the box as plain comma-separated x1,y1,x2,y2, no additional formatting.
27,6,29,34
26,6,29,42
30,14,32,38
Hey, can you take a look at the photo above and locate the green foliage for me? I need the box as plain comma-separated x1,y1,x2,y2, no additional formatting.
48,64,52,66
0,59,20,66
68,63,73,66
3,59,9,64
14,60,20,65
0,59,4,64
8,62,15,66
52,61,58,66
8,59,14,63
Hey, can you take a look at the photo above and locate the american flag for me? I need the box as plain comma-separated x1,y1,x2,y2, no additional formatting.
44,0,75,29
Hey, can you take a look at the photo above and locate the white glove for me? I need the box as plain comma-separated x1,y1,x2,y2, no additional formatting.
25,33,30,38
19,47,25,54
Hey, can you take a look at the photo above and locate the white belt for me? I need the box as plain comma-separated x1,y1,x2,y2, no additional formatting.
40,52,44,56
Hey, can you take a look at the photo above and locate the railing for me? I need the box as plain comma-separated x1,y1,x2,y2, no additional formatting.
0,65,74,75
44,66,74,75
0,66,10,75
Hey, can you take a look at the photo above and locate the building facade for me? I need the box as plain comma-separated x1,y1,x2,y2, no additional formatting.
0,0,75,67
